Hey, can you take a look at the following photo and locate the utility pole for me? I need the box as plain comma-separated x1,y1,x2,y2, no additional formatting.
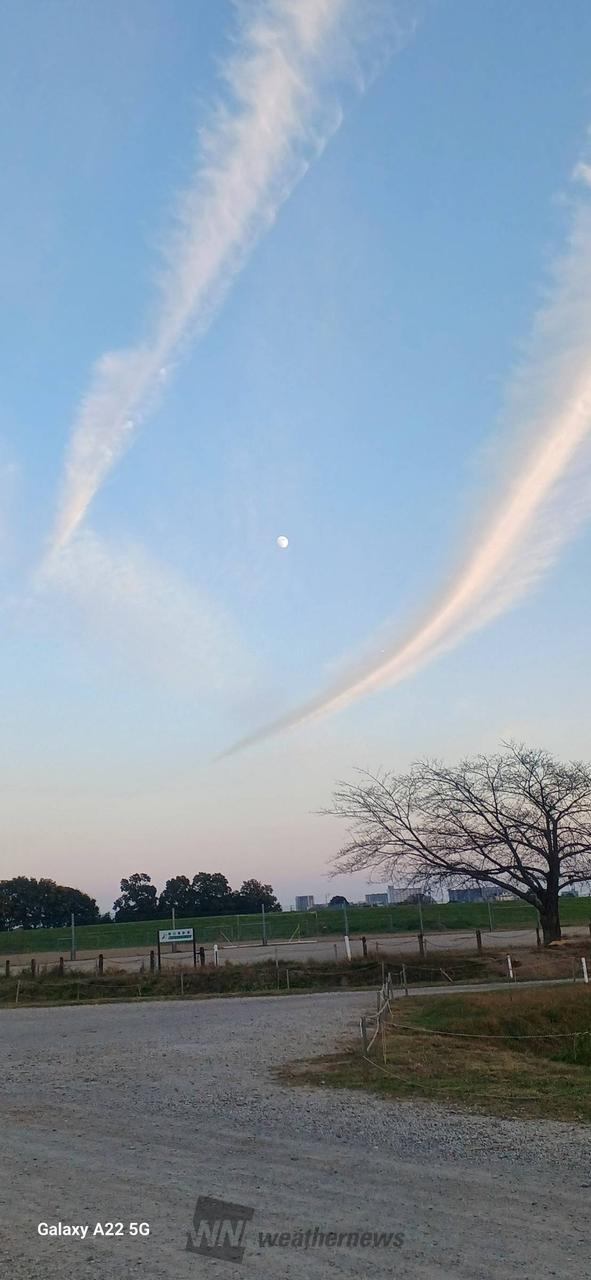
261,903,267,946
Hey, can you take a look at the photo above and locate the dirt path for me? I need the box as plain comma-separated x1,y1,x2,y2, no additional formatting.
0,991,588,1278
3,921,589,973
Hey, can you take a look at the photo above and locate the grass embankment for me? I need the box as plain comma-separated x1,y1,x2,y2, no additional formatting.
1,896,590,955
285,986,591,1123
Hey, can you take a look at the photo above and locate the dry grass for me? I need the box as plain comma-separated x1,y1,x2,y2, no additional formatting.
283,986,591,1123
0,955,387,1007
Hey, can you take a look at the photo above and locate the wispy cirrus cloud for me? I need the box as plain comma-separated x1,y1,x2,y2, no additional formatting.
45,0,412,562
41,532,254,696
223,155,591,753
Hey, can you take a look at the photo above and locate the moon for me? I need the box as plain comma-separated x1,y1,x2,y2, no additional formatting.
276,535,289,549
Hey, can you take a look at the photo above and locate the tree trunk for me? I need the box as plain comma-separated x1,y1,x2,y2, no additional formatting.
539,903,562,945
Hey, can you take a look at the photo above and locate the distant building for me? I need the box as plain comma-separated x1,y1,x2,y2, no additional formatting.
448,886,507,904
387,886,407,904
295,895,315,912
365,892,389,906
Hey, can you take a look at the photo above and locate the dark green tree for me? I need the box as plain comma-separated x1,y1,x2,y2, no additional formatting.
158,875,197,918
112,873,159,922
0,877,99,929
190,872,233,916
234,879,282,913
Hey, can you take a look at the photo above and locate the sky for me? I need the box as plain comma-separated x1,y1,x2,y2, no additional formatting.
2,0,591,912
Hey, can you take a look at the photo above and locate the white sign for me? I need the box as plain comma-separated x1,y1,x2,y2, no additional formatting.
158,928,194,944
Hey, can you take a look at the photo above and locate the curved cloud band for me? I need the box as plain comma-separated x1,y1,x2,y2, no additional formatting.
224,171,591,754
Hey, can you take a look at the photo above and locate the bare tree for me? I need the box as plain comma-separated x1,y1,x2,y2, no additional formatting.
328,744,591,944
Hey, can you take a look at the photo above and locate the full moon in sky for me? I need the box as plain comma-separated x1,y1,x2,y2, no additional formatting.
276,535,289,549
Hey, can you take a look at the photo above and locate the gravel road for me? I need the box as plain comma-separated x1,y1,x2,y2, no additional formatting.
0,991,589,1278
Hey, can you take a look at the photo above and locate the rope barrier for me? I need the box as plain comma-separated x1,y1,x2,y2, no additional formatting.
388,1018,591,1042
360,985,591,1058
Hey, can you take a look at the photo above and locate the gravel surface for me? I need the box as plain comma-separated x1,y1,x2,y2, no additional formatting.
0,991,589,1278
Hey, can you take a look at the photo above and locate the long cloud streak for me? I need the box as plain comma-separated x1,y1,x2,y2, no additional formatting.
224,163,591,754
47,0,406,560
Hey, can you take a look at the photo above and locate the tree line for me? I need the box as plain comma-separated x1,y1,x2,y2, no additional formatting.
112,872,281,921
0,878,102,931
0,871,281,931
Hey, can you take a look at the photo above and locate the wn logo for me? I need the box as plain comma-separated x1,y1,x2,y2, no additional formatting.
186,1196,254,1262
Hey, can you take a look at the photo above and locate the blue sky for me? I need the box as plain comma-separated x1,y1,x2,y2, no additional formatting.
2,0,591,910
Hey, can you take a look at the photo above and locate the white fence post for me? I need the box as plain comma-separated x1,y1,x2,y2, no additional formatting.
581,957,589,985
506,954,514,981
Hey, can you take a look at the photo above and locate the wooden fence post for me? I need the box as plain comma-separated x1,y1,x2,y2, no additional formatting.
5,959,10,978
98,954,104,976
30,959,36,978
361,935,368,958
536,926,541,948
58,957,64,976
418,933,425,958
475,930,482,954
149,949,155,973
199,946,206,967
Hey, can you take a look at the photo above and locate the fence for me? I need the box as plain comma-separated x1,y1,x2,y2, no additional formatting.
3,924,591,982
359,962,591,1081
3,898,591,958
